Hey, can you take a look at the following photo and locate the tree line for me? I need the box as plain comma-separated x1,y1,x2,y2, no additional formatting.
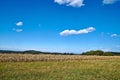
0,50,120,56
82,50,120,56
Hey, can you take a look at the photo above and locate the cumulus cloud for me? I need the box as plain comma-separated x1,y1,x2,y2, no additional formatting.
13,28,23,32
60,27,95,36
54,0,85,7
111,34,118,37
103,0,120,4
16,21,23,26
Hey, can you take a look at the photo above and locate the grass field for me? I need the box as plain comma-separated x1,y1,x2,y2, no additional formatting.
0,54,120,80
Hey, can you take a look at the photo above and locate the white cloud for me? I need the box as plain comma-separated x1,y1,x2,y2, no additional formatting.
103,0,119,4
60,27,95,36
13,28,23,32
54,0,85,7
16,21,23,26
16,29,23,32
101,32,119,37
111,34,118,37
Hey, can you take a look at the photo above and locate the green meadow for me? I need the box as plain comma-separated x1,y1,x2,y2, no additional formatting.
0,55,120,80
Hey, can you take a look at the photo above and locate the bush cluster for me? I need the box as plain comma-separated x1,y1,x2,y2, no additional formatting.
82,50,114,56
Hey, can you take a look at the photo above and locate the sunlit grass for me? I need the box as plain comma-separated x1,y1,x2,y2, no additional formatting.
0,55,120,80
0,54,120,62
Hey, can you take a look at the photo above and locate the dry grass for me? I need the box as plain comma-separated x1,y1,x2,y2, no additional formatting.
0,53,120,62
1,54,120,80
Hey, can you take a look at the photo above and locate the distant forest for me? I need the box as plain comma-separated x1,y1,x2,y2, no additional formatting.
0,50,74,55
0,50,120,56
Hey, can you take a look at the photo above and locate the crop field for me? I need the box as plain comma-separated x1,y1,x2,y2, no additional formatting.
0,54,120,80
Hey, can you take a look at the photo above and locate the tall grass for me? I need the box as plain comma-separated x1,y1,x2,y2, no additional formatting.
1,60,120,80
1,54,120,80
0,53,120,62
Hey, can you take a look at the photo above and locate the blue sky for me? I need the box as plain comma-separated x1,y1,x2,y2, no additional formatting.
0,0,120,53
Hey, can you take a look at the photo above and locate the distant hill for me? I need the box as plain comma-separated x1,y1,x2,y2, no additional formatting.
0,50,120,56
0,50,22,53
0,50,44,54
0,50,74,55
23,50,43,54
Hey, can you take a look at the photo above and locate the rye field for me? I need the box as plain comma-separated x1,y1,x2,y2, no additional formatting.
0,54,120,80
